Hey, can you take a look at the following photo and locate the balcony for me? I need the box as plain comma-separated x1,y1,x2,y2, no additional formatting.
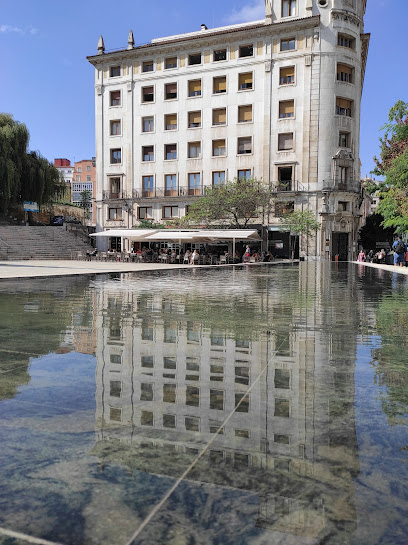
270,180,305,193
134,186,206,199
102,190,131,200
322,180,361,193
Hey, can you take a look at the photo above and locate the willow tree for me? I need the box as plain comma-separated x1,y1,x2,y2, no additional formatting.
0,113,29,213
0,113,60,213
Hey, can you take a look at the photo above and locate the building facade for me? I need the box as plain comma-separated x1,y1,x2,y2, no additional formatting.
72,159,96,225
87,0,369,260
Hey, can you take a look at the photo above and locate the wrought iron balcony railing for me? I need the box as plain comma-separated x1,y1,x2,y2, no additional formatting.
133,186,207,199
269,180,306,193
322,180,361,193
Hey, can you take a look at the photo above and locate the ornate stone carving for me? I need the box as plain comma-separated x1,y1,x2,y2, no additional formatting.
331,10,361,28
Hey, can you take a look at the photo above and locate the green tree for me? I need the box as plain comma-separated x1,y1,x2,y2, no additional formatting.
372,100,408,232
185,177,273,228
0,113,60,213
279,210,320,258
79,189,92,221
358,213,395,251
0,113,29,213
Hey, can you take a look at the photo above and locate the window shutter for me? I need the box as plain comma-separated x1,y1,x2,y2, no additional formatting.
190,111,201,124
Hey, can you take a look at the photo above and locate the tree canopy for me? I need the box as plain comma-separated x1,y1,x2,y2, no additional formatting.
0,113,60,213
184,177,273,228
371,100,408,232
279,210,320,237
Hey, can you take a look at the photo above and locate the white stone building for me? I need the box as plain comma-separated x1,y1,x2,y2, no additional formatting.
87,0,369,260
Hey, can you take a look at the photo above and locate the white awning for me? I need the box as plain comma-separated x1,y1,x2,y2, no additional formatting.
90,229,261,242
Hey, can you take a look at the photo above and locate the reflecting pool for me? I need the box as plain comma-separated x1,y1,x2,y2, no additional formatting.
0,263,407,545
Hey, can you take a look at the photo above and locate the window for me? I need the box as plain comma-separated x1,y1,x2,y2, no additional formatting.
239,72,253,90
275,398,290,417
138,206,153,219
188,52,201,65
142,146,154,162
110,380,121,397
142,60,154,73
281,38,296,51
163,384,176,403
280,66,295,84
239,44,253,58
77,167,82,172
210,389,224,410
186,386,200,406
110,90,121,106
337,63,353,83
213,76,226,94
212,139,226,157
274,434,290,444
238,105,252,123
188,173,201,195
109,177,120,198
110,120,121,136
86,166,91,171
165,143,177,160
165,56,177,69
235,393,249,412
141,383,153,401
235,429,250,438
142,176,154,197
336,98,353,117
142,86,154,102
214,49,227,62
110,353,121,364
339,132,350,148
278,166,293,190
237,137,252,155
110,65,121,77
165,82,177,100
142,116,154,133
338,33,355,49
188,141,201,158
212,108,226,126
282,0,296,17
188,111,201,128
275,369,291,389
86,176,91,182
165,175,177,196
76,175,80,181
110,148,121,164
278,133,294,150
212,171,225,186
108,208,122,220
163,414,176,428
235,366,249,385
210,364,224,381
238,169,251,180
141,411,153,426
185,416,199,432
165,114,177,130
110,407,121,422
279,100,294,118
188,79,202,97
338,200,349,212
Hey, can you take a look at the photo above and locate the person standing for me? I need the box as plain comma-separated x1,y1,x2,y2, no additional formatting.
392,237,407,267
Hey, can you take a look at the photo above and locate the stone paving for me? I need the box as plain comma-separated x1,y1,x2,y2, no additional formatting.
0,259,407,280
0,259,290,280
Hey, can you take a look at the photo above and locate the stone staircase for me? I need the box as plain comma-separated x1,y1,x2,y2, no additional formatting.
0,226,94,260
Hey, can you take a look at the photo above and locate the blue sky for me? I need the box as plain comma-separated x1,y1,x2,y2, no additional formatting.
0,0,405,178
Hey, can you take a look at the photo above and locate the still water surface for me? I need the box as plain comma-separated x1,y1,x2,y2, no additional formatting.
0,263,407,545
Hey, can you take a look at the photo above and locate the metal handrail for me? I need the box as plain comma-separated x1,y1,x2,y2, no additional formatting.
269,180,306,193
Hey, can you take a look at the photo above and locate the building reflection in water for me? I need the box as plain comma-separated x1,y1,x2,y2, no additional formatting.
89,266,360,542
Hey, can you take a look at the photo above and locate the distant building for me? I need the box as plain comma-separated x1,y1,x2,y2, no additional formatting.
54,158,73,199
361,176,380,214
88,0,370,260
72,158,96,225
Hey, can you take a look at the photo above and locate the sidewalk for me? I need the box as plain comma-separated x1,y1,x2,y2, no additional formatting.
352,260,408,275
0,259,288,280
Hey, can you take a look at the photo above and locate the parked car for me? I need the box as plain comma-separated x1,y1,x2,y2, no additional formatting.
51,216,64,226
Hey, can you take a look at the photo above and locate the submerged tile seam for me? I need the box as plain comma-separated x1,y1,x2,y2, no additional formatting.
0,527,65,545
123,331,287,545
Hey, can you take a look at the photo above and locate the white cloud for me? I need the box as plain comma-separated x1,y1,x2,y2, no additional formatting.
225,0,265,24
0,24,39,35
0,24,24,33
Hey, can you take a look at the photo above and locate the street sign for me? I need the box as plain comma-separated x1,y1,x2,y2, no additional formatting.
23,201,39,212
